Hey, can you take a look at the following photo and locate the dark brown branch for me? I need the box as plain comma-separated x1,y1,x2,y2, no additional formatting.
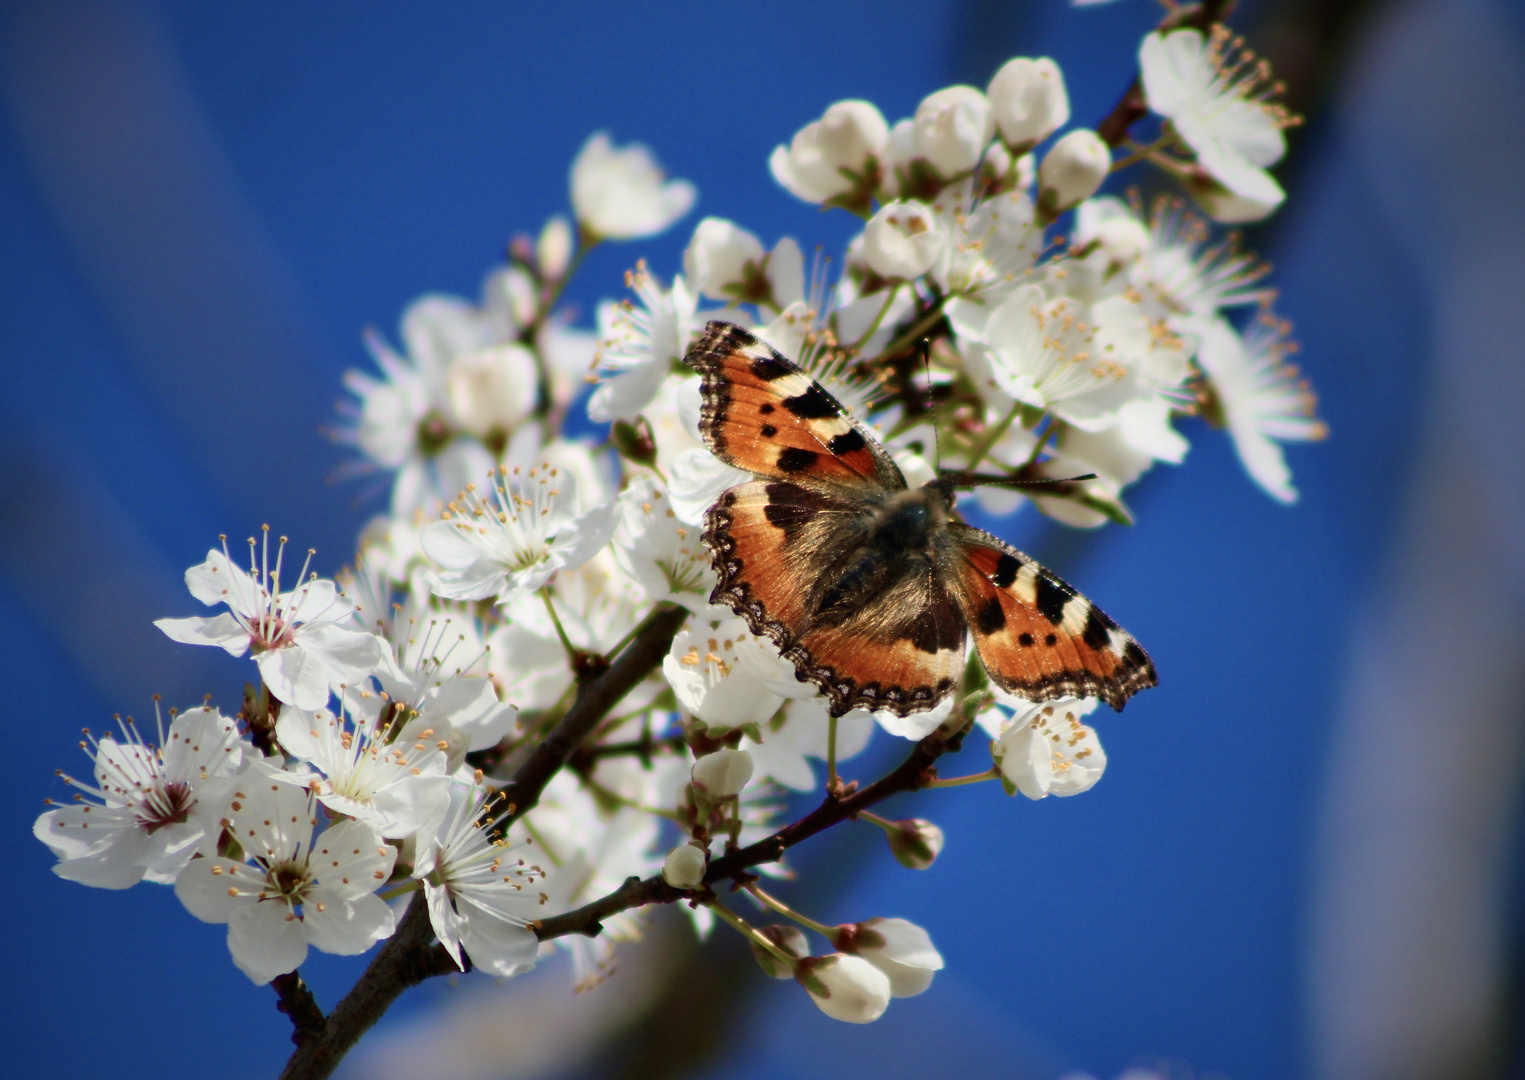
1095,0,1235,148
277,602,691,1080
271,972,325,1046
533,715,965,944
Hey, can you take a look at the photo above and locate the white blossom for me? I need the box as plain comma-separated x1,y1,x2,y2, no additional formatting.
968,286,1146,431
1074,195,1270,322
588,263,699,422
987,57,1070,150
912,86,994,177
414,780,545,978
35,705,249,889
1195,313,1326,503
570,132,695,241
839,917,944,997
1037,129,1111,217
174,767,397,984
422,464,618,605
742,698,875,792
988,698,1107,799
683,217,763,301
443,343,537,441
1140,27,1293,222
274,700,450,840
612,476,717,612
156,536,384,711
663,616,785,729
360,599,517,758
863,200,947,280
797,953,892,1023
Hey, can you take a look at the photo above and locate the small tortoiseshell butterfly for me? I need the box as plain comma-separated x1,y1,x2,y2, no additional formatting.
686,321,1157,719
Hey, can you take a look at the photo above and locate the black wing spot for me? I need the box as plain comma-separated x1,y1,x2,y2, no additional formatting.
759,403,775,414
1122,641,1149,669
1018,632,1034,647
1081,608,1114,650
827,428,867,456
1044,633,1058,647
975,597,1006,635
992,552,1021,588
776,448,817,472
760,424,778,438
783,384,840,419
762,483,823,536
1033,574,1071,625
750,357,794,381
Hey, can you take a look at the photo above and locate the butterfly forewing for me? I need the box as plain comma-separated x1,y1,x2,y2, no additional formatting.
687,321,904,493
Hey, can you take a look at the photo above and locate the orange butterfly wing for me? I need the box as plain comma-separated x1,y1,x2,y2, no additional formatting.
948,524,1156,711
686,321,903,493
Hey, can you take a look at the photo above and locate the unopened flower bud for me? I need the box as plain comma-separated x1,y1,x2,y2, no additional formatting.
751,924,808,978
610,416,658,468
537,215,573,281
816,100,890,172
445,344,537,438
770,100,888,206
684,217,766,302
796,953,891,1023
661,843,706,889
913,85,994,177
887,818,944,870
690,747,753,799
987,57,1070,151
863,200,946,280
835,917,944,998
1037,129,1111,218
502,265,539,328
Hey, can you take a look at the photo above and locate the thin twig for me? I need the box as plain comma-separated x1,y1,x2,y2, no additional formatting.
532,713,967,944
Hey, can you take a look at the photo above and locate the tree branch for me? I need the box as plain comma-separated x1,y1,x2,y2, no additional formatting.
271,972,325,1046
1095,0,1235,148
533,714,966,943
276,601,691,1080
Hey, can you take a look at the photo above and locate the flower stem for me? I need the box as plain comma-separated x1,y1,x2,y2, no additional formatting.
869,296,948,363
746,883,836,937
540,587,578,665
849,283,902,351
924,767,1000,788
708,896,797,966
826,713,840,795
856,809,899,834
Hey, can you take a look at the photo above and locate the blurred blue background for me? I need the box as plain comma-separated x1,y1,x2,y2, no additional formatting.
3,2,1521,1079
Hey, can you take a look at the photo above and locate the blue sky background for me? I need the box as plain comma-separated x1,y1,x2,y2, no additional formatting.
3,2,1519,1079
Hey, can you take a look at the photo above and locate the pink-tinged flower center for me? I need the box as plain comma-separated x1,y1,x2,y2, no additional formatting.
138,781,194,834
250,616,296,653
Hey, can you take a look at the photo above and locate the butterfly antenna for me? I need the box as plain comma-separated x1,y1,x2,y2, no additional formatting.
920,337,942,470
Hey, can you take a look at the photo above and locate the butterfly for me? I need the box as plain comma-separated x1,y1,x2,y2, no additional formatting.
684,320,1157,719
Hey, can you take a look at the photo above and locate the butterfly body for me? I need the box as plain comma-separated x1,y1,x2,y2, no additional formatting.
687,321,1156,718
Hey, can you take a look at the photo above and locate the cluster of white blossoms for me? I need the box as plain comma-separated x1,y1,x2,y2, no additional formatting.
36,11,1318,1068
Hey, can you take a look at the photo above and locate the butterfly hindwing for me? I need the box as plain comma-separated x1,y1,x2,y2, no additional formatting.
948,523,1156,710
686,321,904,492
704,477,966,718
